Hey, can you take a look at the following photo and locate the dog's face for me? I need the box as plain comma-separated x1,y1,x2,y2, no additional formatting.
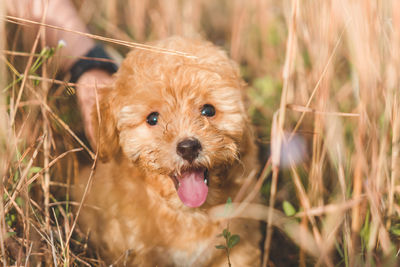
95,37,251,208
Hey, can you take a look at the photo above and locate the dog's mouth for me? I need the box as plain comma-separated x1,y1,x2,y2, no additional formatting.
169,168,209,208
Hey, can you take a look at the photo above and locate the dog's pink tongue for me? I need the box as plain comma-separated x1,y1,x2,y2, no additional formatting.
177,171,208,208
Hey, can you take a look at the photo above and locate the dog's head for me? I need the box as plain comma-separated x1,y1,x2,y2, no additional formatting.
94,37,254,208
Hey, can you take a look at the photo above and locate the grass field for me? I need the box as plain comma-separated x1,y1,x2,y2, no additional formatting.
1,0,400,266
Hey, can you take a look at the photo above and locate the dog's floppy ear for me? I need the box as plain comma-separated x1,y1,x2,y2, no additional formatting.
92,86,120,162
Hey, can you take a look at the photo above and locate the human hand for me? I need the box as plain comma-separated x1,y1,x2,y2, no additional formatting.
5,0,94,70
6,0,113,148
75,69,114,150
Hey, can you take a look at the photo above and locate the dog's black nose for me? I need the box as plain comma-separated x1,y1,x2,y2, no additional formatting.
176,138,202,162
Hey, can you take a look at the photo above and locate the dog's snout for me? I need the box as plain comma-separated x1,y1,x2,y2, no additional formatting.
176,138,202,162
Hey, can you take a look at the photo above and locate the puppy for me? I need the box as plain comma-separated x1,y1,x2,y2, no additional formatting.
77,37,261,266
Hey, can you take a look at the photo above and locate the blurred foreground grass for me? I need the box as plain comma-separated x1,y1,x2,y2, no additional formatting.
1,0,400,266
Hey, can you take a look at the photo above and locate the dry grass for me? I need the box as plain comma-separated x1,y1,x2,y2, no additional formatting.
1,0,400,266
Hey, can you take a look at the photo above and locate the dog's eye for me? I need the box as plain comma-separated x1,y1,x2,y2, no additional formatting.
146,112,159,126
201,104,216,117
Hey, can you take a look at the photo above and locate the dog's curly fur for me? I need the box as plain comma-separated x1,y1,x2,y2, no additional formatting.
77,37,261,266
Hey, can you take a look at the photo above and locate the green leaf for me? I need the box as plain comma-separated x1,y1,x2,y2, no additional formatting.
15,197,23,207
45,47,55,59
334,240,344,259
360,210,370,244
28,166,43,179
223,229,230,239
223,197,233,216
33,76,40,86
283,200,296,216
29,166,42,174
390,224,400,236
7,232,16,237
15,148,22,162
228,234,240,249
215,245,226,250
13,171,19,182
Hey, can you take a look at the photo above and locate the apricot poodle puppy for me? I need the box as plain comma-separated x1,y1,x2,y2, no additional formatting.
77,37,261,266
